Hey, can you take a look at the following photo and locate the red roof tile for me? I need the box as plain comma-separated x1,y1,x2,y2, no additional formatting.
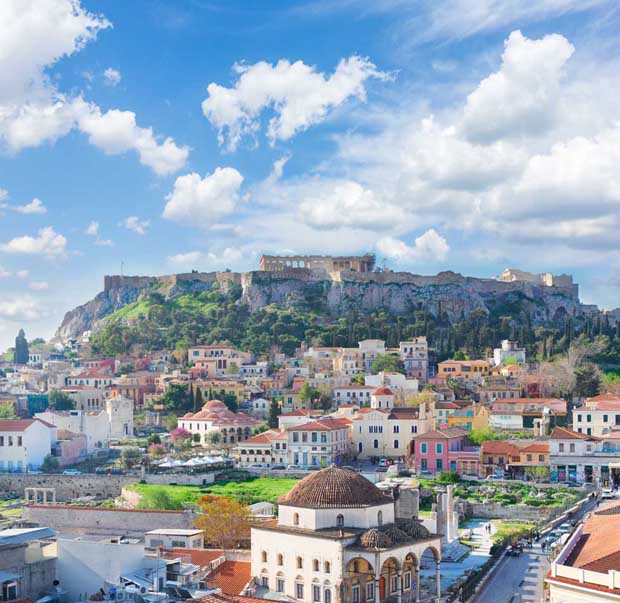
206,560,252,595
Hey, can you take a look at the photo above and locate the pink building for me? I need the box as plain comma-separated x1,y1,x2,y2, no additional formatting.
410,427,480,476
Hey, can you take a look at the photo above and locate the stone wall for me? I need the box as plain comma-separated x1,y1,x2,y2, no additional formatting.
24,504,195,537
0,473,136,501
465,502,559,522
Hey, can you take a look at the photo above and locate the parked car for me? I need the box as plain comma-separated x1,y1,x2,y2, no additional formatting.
602,487,614,499
506,544,522,557
307,465,321,471
486,475,503,481
271,464,286,470
62,468,81,475
378,458,388,467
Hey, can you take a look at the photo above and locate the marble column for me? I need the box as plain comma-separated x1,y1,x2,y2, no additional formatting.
435,561,441,602
414,566,420,603
374,576,380,603
396,571,402,603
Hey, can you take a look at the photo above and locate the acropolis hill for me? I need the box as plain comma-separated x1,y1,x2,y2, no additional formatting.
57,255,589,340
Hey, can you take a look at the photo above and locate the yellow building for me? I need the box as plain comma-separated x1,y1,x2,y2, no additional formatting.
438,359,490,380
447,404,490,431
192,378,246,401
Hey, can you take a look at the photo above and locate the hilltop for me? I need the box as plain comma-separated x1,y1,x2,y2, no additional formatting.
55,256,598,358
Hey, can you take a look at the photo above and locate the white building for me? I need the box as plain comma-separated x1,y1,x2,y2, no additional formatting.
35,409,110,450
493,340,526,366
0,419,56,471
399,337,429,382
60,386,105,411
287,418,351,468
573,393,620,436
106,394,134,438
333,386,374,406
365,372,419,399
251,466,443,603
145,529,204,549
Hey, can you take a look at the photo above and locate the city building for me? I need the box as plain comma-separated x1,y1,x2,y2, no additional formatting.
145,529,204,550
492,340,526,366
250,466,443,603
573,393,620,436
333,385,375,406
447,403,490,431
287,418,351,468
178,399,260,445
481,440,549,480
547,503,620,603
437,360,490,381
0,419,56,472
234,429,288,467
399,337,429,382
489,398,567,431
351,388,432,460
410,428,480,476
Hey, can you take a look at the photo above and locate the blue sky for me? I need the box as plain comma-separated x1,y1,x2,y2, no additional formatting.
1,0,619,350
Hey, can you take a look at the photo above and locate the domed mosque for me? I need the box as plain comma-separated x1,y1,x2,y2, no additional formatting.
251,466,442,603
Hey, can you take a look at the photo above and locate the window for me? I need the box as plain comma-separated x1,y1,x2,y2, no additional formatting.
373,439,379,449
411,425,417,433
261,576,269,588
313,559,319,572
436,443,443,454
262,551,267,563
324,561,331,574
587,415,592,423
569,443,575,453
0,436,3,446
297,556,303,569
325,589,332,603
277,554,283,566
539,454,544,462
393,425,399,433
296,583,304,599
313,585,321,602
421,443,427,454
377,511,383,525
604,414,609,423
393,439,399,449
559,443,564,452
352,585,360,603
436,459,443,472
421,458,428,471
366,581,374,601
277,579,285,593
336,514,344,527
293,513,300,526
293,432,299,442
577,414,582,422
527,454,532,462
17,436,22,446
391,576,398,594
404,573,411,590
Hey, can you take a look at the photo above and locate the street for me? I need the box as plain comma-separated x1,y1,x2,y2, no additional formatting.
473,545,549,603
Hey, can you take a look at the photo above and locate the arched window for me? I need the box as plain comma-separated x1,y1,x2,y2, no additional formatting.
377,510,383,526
261,551,267,563
358,442,363,453
293,512,300,526
277,553,284,566
393,439,399,449
324,561,331,574
336,514,344,527
313,559,319,572
324,589,332,603
297,556,303,569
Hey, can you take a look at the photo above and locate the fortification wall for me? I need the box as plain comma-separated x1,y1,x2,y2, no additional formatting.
0,473,135,501
24,504,195,537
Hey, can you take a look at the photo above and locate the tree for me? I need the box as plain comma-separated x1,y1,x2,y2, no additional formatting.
253,422,269,435
194,387,203,411
192,432,201,443
160,383,190,411
14,329,29,365
148,443,166,458
147,433,161,445
205,431,221,447
48,390,75,411
574,363,602,399
299,382,320,408
525,466,550,483
121,447,143,468
268,399,281,428
0,401,15,419
370,354,402,374
41,454,59,473
351,373,365,385
195,495,253,549
468,428,501,446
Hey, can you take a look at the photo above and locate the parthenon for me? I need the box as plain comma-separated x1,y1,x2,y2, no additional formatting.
259,254,375,273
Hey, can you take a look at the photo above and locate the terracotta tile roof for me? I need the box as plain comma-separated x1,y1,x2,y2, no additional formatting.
372,387,394,396
280,409,319,416
521,442,549,453
435,402,459,410
199,595,281,603
563,507,620,572
550,426,600,441
241,429,286,445
288,418,351,431
169,547,223,566
206,560,252,595
585,393,620,410
481,440,521,455
279,466,390,509
547,573,620,596
412,427,467,440
0,418,55,431
491,398,567,413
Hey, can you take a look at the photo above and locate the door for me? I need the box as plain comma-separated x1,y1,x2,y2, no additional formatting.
379,576,385,600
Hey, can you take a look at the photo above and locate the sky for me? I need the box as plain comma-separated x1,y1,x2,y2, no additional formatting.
1,0,620,351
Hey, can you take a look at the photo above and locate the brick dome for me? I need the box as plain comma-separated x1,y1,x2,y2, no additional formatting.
360,528,391,549
279,466,390,509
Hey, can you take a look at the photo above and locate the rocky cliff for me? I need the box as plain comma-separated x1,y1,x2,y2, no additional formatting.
56,268,586,340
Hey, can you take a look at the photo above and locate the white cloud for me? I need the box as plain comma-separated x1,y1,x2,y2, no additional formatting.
75,102,189,175
0,1,188,175
86,221,99,236
0,189,8,203
0,296,43,321
0,227,67,258
202,56,387,150
0,267,11,278
13,198,47,214
29,280,49,290
461,31,574,143
163,167,244,227
122,216,149,235
377,229,450,263
299,180,407,230
16,270,29,279
103,67,121,86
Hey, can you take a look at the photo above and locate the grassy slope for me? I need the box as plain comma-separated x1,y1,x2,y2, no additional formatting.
126,477,299,506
